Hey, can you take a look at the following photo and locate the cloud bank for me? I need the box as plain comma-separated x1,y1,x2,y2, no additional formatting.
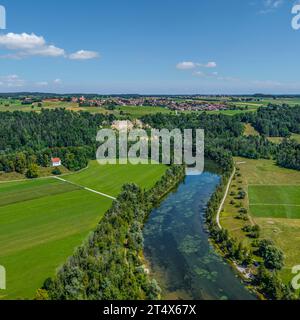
0,33,99,60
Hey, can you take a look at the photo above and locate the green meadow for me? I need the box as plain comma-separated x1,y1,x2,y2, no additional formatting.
221,157,300,286
249,185,300,219
63,161,167,196
0,161,166,299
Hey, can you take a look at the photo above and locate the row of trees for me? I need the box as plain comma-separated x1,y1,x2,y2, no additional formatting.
37,165,185,300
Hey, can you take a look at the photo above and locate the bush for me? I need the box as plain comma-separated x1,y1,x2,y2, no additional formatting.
52,168,62,175
26,164,39,179
256,239,284,270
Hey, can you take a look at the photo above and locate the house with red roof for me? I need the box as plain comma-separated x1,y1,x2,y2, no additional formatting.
51,158,61,167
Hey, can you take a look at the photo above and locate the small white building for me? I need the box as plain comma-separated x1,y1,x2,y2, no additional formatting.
111,120,134,132
51,158,61,167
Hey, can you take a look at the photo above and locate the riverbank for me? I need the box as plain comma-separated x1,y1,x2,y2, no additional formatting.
203,153,261,299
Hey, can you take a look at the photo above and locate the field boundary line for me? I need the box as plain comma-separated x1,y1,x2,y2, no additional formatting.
53,176,116,200
251,203,300,207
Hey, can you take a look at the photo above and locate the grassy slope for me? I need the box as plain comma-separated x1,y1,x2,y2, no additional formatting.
0,162,166,299
267,133,300,145
221,157,300,286
244,123,260,136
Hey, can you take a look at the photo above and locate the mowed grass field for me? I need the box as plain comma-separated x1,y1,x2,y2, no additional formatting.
226,158,300,285
63,161,167,196
249,186,300,219
0,161,166,299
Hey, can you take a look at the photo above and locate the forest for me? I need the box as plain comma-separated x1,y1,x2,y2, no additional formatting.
0,109,115,174
241,105,300,137
2,106,300,177
142,107,300,170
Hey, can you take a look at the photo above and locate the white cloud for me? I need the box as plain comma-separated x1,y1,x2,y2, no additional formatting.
265,0,283,9
0,75,66,89
176,60,217,70
0,33,45,50
193,70,220,78
27,45,65,57
203,61,217,68
176,61,198,70
0,33,65,58
54,78,62,84
0,75,25,87
0,33,99,60
193,70,206,77
259,0,284,14
69,50,99,60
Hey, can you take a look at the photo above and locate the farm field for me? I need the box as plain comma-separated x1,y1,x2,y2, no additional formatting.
207,108,257,116
0,101,171,118
2,97,300,117
220,157,300,286
117,105,171,117
259,97,300,106
63,161,167,196
0,162,166,299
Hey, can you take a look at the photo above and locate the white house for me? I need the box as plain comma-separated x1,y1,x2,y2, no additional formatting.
51,158,62,167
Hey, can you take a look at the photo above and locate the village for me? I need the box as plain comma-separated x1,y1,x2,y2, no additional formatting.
17,95,229,112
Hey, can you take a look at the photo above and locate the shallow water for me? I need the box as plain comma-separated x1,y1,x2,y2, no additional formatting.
143,168,255,300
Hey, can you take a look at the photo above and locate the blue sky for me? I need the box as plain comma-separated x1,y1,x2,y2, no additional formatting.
0,0,300,94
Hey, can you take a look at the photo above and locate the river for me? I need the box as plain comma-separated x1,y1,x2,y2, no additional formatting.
143,164,255,300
